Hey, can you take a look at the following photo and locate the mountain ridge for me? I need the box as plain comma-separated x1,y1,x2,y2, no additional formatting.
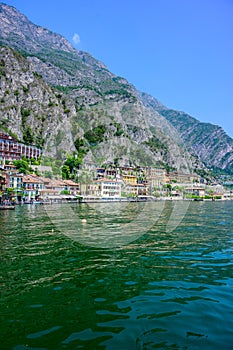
0,3,232,174
142,92,233,173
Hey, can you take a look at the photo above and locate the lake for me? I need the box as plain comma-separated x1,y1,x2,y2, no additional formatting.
1,201,233,349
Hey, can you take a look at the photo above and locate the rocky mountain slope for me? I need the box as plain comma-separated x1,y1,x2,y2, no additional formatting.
1,44,193,172
0,45,77,156
0,3,195,172
141,93,233,173
1,3,232,174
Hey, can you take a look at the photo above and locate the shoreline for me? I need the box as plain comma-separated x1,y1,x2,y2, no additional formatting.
3,196,232,206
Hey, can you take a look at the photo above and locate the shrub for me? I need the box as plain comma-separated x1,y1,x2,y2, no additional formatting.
84,125,106,145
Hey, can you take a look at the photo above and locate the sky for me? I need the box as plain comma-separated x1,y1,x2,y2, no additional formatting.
2,0,233,137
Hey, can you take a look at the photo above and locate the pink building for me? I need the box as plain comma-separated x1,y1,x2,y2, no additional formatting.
0,133,42,161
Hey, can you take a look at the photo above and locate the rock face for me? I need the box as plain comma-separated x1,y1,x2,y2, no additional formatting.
0,3,76,54
0,46,78,157
142,93,233,173
0,3,232,173
0,45,192,171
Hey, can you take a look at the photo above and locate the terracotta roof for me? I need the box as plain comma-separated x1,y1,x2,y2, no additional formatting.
23,174,44,184
45,179,66,187
63,179,79,186
37,176,65,186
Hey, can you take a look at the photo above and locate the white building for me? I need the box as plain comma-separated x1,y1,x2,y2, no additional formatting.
96,178,122,199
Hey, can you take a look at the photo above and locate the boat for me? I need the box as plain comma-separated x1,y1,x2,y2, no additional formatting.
0,205,15,210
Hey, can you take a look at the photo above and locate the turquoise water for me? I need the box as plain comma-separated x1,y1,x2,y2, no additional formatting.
0,201,233,349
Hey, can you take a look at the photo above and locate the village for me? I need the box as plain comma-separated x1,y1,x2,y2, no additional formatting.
0,132,232,205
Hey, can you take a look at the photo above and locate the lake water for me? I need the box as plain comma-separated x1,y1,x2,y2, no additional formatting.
0,201,233,349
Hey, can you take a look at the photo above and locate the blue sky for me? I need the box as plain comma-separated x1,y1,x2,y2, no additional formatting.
2,0,233,137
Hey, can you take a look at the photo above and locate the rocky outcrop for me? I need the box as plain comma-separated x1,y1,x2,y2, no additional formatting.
0,46,77,158
0,3,76,54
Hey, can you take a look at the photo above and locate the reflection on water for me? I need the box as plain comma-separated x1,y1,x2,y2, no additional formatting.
0,201,233,349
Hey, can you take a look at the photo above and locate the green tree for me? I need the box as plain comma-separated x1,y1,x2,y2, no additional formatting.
23,126,34,144
6,187,15,197
61,165,71,180
84,125,106,145
64,154,82,175
60,190,70,195
44,171,53,179
13,159,32,174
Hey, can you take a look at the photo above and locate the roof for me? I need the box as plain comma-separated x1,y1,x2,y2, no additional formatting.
39,177,65,187
96,178,122,183
122,174,137,178
63,179,79,186
23,174,44,184
45,179,66,187
125,183,147,187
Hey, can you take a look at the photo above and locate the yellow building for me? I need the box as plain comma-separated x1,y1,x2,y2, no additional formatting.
122,174,137,185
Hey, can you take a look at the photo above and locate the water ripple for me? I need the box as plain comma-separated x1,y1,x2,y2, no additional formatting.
1,201,233,349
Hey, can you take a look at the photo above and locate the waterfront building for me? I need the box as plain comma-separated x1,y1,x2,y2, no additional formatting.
63,179,79,195
0,133,42,162
123,183,148,197
39,178,66,194
122,174,137,185
145,167,166,187
9,174,24,190
96,178,122,198
185,187,205,197
23,174,44,201
0,172,6,191
168,172,201,184
38,178,80,200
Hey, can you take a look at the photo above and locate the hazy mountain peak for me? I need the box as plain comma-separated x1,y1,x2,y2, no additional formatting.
0,2,76,54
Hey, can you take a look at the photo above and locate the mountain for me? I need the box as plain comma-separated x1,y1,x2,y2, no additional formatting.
1,3,232,174
141,93,233,173
0,3,195,172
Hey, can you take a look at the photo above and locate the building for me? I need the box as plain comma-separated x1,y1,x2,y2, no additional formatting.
185,187,206,197
63,179,79,195
2,164,18,173
122,174,137,185
23,174,44,201
96,178,122,198
123,183,148,197
39,178,66,194
168,172,201,184
96,167,119,180
145,167,167,189
0,172,6,191
9,174,24,190
0,133,42,162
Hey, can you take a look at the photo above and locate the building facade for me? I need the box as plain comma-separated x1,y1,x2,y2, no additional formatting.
0,133,42,161
96,179,122,198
